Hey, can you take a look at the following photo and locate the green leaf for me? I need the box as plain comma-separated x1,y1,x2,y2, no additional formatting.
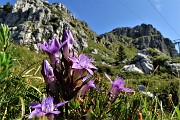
175,106,180,120
95,99,100,115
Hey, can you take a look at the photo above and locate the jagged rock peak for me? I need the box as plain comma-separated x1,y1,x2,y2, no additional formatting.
111,23,161,38
99,23,163,43
13,0,70,14
14,0,44,12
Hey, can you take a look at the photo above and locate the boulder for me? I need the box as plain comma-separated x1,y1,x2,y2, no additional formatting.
122,53,154,74
164,61,180,77
134,53,154,74
121,64,144,74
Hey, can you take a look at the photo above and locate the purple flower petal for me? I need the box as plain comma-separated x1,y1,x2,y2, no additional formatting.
49,111,61,115
49,38,60,54
42,60,55,83
88,80,100,90
87,79,101,90
29,103,41,109
29,109,44,119
79,54,87,61
54,101,68,109
64,30,74,50
82,74,92,82
38,39,61,64
72,63,83,69
113,77,125,88
86,68,94,75
121,87,134,92
28,102,39,107
69,57,79,63
41,96,54,113
71,54,97,75
88,63,98,70
62,30,74,60
67,30,74,45
78,78,100,96
38,43,51,53
87,78,95,85
61,40,67,48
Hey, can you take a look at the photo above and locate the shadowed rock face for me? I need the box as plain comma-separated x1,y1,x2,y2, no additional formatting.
0,0,97,51
100,24,178,58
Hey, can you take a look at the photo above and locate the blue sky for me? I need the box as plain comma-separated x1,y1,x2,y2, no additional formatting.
1,0,180,42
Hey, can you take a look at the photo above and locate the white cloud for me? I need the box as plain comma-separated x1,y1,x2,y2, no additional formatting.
154,0,164,12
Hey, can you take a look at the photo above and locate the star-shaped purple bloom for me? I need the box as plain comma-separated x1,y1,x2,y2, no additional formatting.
61,29,74,60
78,78,100,96
38,38,61,64
29,96,68,119
105,73,134,102
69,54,98,75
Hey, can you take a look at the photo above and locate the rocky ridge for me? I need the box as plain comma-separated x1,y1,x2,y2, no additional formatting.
99,24,178,58
0,0,97,51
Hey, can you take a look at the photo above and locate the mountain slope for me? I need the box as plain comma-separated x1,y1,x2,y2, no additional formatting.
0,0,178,59
0,0,97,51
99,24,178,58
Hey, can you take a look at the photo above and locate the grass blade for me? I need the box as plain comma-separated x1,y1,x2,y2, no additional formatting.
19,97,25,118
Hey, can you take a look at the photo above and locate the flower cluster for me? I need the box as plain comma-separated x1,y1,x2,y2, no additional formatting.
29,26,99,119
29,96,67,119
29,25,134,119
39,27,99,101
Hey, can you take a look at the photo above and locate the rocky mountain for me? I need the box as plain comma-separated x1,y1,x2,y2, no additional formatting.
99,24,178,58
0,0,97,51
0,0,178,58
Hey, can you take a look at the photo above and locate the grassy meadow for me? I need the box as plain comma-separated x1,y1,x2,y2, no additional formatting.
0,24,179,120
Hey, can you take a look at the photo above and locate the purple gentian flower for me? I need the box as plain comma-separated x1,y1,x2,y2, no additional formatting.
69,54,98,75
29,96,68,119
42,60,58,97
78,78,100,96
61,29,74,60
38,38,61,64
105,73,134,102
42,59,54,83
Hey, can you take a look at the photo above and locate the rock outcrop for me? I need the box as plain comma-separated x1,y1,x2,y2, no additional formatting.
164,61,180,77
0,0,97,51
122,53,154,74
121,64,144,74
100,24,178,58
